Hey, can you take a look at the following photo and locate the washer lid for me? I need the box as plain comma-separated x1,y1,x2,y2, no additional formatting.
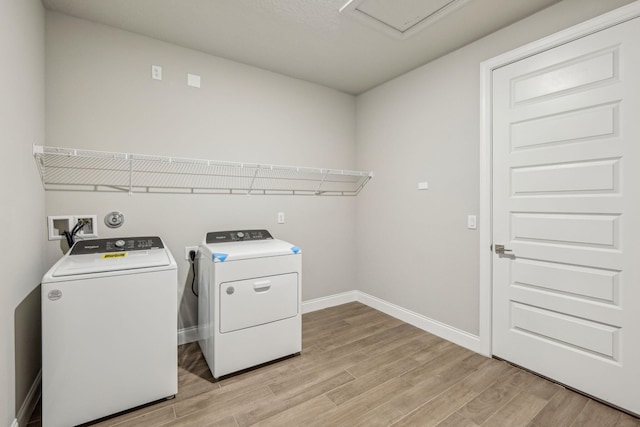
202,239,301,262
51,248,172,277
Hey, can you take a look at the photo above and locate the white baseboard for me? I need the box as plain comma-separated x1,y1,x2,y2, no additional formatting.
301,291,357,314
177,290,481,354
178,325,199,345
356,291,482,354
15,369,41,427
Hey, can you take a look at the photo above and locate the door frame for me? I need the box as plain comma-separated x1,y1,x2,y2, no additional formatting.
478,1,640,357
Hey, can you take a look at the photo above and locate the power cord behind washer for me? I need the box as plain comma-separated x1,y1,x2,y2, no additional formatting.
189,250,198,297
63,219,88,248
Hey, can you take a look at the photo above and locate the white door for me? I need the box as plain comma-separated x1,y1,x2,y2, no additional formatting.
492,17,640,414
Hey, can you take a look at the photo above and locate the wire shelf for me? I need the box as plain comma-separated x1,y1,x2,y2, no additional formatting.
33,145,372,196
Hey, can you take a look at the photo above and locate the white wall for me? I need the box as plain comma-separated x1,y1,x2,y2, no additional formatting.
355,0,635,336
0,1,46,425
44,12,358,331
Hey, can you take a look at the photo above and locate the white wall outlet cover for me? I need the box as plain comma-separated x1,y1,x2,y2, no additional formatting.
187,73,201,88
417,181,429,190
152,65,162,80
185,246,199,260
277,212,285,224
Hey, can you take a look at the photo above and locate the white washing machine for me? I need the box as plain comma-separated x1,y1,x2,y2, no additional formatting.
41,236,177,427
198,229,301,378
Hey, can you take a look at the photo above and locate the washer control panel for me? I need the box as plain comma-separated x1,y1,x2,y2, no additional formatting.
70,236,164,255
206,229,273,244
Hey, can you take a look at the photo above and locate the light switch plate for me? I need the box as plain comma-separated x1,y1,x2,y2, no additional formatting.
467,215,477,229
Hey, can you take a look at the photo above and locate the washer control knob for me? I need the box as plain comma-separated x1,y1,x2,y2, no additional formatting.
237,232,245,239
115,239,126,249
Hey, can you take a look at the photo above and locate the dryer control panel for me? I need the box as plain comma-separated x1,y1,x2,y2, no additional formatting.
206,229,273,244
70,236,164,255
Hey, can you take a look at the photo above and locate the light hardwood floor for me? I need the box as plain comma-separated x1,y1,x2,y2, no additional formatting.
28,302,640,426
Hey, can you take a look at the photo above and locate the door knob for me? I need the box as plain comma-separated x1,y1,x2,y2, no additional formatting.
495,244,513,255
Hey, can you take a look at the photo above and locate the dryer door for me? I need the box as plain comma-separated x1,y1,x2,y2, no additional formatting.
219,273,299,333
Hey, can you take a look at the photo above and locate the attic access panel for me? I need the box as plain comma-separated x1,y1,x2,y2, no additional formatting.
340,0,471,39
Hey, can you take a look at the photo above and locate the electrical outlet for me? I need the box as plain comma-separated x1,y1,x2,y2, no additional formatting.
277,212,285,224
73,215,98,238
152,65,162,80
185,246,198,260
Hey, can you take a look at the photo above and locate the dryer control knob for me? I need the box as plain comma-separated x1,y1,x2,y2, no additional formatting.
237,232,245,239
115,239,126,249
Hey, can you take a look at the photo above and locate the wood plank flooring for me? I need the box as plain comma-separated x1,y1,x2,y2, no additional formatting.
27,302,640,426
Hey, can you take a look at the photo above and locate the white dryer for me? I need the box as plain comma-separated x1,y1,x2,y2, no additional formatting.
41,236,177,427
198,229,301,378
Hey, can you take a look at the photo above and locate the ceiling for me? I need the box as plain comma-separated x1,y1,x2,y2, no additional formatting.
42,0,563,95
